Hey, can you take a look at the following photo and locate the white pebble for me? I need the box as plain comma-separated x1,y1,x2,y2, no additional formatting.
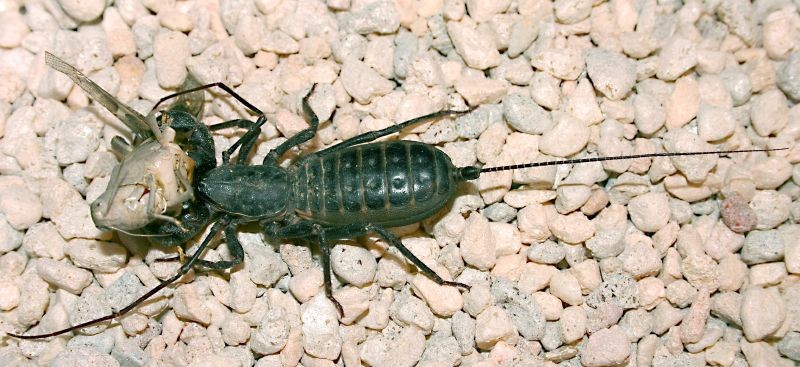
57,0,106,22
531,48,584,81
412,273,464,317
549,270,583,306
153,31,190,89
250,307,290,355
697,105,736,141
36,258,92,294
331,244,377,287
656,37,697,81
102,8,136,57
460,212,496,270
581,325,631,367
474,305,516,350
546,210,595,244
172,283,211,325
585,48,636,100
741,287,785,341
339,59,394,104
538,113,590,157
628,192,670,233
65,239,127,272
341,1,400,34
554,0,592,24
782,225,800,274
454,76,509,106
0,10,29,48
751,89,789,137
51,346,119,367
447,21,501,70
748,262,787,287
750,190,791,230
662,129,716,183
681,254,720,292
301,294,342,359
288,269,323,303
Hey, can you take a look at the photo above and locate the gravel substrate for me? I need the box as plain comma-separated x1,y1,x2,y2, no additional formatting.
1,0,799,366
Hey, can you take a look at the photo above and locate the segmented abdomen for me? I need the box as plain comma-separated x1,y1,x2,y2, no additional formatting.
293,141,456,227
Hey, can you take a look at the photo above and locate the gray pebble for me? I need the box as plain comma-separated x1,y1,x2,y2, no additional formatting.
527,241,566,265
541,321,562,351
778,51,800,101
51,346,120,367
393,31,418,78
778,331,800,361
451,311,476,354
332,33,367,63
67,330,116,355
585,229,625,259
720,66,752,106
111,338,149,367
741,230,784,265
586,273,639,309
340,0,400,35
482,202,517,223
104,271,146,313
71,286,112,335
502,93,551,134
419,335,461,365
455,104,501,139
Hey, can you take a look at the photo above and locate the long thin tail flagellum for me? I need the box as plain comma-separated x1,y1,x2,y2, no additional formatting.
456,147,787,180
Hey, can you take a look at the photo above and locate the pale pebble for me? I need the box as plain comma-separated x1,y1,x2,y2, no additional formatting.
58,0,106,22
781,225,800,274
680,288,711,344
665,77,699,130
153,31,190,89
697,105,736,142
460,212,496,270
681,254,720,293
454,76,509,106
585,48,636,100
172,283,211,325
748,262,787,287
339,59,394,104
341,0,400,34
531,48,584,81
463,284,493,317
546,210,594,244
741,287,785,341
474,306,517,350
65,239,127,272
532,292,563,321
750,191,791,230
36,258,92,294
301,294,342,359
529,72,561,110
751,89,789,137
752,157,792,190
564,79,603,125
331,244,377,287
549,271,583,306
666,280,697,308
656,37,697,81
250,307,290,355
628,192,670,233
288,268,323,303
633,92,666,136
581,325,630,367
447,21,501,70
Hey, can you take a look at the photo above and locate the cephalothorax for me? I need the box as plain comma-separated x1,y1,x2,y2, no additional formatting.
11,54,781,339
